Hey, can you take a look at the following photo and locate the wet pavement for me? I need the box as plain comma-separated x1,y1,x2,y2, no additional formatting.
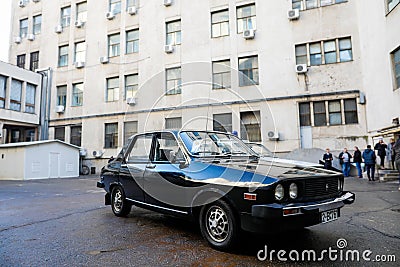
0,176,399,266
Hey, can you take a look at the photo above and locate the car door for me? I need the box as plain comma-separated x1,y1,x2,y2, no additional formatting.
119,133,154,202
143,132,191,214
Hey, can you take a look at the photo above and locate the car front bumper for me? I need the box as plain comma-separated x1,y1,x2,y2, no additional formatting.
241,191,355,233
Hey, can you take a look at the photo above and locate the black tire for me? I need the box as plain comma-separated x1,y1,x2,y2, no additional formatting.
199,199,239,251
111,186,131,217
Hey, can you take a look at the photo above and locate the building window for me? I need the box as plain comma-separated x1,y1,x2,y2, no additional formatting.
61,6,71,27
295,37,352,66
125,74,138,99
74,41,86,63
106,77,119,102
339,37,352,62
392,46,400,89
328,100,342,125
76,2,87,22
127,0,138,8
55,127,65,141
105,123,118,148
109,0,121,14
33,15,41,35
126,29,139,54
295,45,307,65
108,33,120,57
299,102,311,126
387,0,400,12
313,101,327,126
166,67,181,95
124,121,138,145
72,83,83,106
236,4,256,33
17,54,26,69
344,99,358,124
165,117,182,129
240,111,261,142
166,20,181,45
19,18,28,38
57,85,67,107
309,42,322,66
0,75,6,109
10,79,22,112
58,45,69,67
25,83,36,114
211,10,229,38
293,0,347,10
213,113,232,133
238,55,259,86
212,60,231,89
70,126,82,147
30,51,39,71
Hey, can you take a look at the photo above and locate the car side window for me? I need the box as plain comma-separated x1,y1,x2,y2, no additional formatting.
126,134,153,162
153,133,184,163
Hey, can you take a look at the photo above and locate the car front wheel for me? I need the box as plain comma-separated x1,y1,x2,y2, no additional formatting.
199,200,239,251
111,186,131,217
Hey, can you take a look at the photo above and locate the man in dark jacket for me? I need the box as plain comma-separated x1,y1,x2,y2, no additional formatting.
363,145,376,181
392,139,400,191
353,146,363,178
323,148,333,170
374,139,387,169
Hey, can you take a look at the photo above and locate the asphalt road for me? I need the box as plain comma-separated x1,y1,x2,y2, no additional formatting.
0,176,399,266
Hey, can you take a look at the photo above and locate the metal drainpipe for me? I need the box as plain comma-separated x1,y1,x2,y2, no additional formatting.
36,68,53,141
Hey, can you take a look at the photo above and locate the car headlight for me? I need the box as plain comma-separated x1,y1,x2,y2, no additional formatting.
275,184,284,200
289,183,298,199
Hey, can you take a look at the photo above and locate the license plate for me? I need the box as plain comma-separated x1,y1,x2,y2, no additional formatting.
321,209,338,223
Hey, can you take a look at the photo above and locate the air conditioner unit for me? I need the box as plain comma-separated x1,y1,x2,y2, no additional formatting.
55,105,65,113
100,56,109,64
74,20,84,28
243,29,255,39
127,97,136,105
18,0,25,8
92,150,104,158
164,44,174,53
267,131,280,141
75,61,85,69
55,25,63,33
288,9,300,20
128,6,138,15
27,34,35,41
164,0,173,6
14,37,22,44
295,64,308,74
106,11,115,20
79,148,87,157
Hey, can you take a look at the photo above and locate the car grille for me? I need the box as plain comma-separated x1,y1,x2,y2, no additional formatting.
303,176,339,200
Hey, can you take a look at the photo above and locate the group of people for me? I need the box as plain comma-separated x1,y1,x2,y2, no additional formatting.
322,138,400,190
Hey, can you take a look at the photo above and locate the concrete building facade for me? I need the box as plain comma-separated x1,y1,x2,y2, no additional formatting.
8,0,400,171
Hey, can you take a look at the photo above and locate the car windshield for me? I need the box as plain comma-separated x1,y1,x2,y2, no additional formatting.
179,131,256,157
246,143,274,157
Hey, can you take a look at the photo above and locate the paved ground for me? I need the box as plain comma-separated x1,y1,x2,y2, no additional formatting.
0,176,399,266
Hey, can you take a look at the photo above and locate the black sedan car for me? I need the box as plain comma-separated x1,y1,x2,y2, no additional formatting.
97,130,355,250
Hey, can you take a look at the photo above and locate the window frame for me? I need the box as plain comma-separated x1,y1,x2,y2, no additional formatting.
72,83,84,107
125,74,138,99
109,0,122,14
108,33,121,57
343,98,358,124
55,127,66,142
126,29,139,54
58,45,69,67
212,59,231,89
0,75,7,109
25,83,36,114
328,100,342,125
33,15,42,35
211,9,229,38
165,67,182,95
57,85,67,107
10,79,23,112
29,51,39,71
392,46,400,90
238,55,259,87
74,41,86,63
70,125,82,147
313,101,327,126
213,113,233,133
76,2,88,22
123,121,138,146
299,102,311,127
61,6,71,27
106,77,120,102
105,123,119,149
236,4,256,34
166,20,182,46
19,18,28,38
17,54,26,69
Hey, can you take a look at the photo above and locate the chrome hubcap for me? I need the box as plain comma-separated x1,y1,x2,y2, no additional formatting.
206,206,229,243
113,190,123,212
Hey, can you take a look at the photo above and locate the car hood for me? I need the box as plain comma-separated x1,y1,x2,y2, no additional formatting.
185,157,339,187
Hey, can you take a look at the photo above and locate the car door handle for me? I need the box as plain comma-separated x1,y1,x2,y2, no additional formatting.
146,164,156,169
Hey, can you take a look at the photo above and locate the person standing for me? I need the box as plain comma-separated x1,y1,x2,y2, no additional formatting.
339,148,352,177
323,148,333,170
392,139,400,191
374,138,387,169
387,138,396,169
363,145,376,181
353,146,363,178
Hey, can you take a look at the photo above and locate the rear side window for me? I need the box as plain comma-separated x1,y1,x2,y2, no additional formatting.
127,134,153,162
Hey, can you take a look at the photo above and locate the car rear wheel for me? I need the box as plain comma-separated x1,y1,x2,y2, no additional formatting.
199,200,239,251
111,186,131,217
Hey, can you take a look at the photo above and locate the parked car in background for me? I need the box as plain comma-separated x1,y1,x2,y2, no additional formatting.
97,131,355,251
